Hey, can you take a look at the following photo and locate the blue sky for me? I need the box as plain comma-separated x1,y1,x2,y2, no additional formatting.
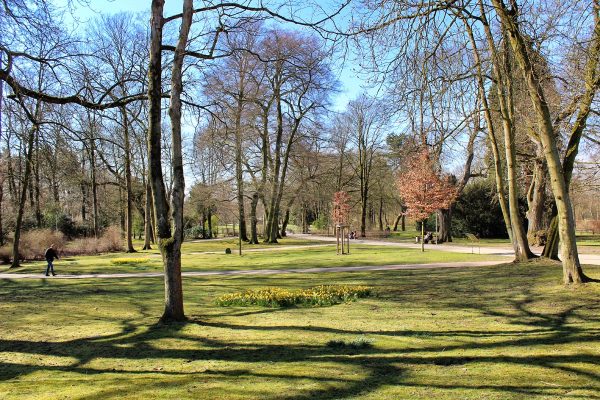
61,0,366,111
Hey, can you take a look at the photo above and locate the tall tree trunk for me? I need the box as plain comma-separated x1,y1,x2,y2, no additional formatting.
360,195,367,237
121,106,135,252
466,11,516,254
392,214,401,231
148,0,186,322
249,192,259,244
207,208,213,239
378,197,384,231
90,137,99,238
493,0,589,283
526,145,547,244
494,29,535,261
264,80,284,244
143,181,153,250
437,209,452,243
11,124,37,268
34,128,41,228
234,70,248,242
543,3,600,262
0,175,4,246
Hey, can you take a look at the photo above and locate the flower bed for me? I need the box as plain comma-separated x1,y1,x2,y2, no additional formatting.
215,285,372,307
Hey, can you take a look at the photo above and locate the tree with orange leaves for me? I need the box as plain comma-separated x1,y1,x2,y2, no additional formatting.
397,150,457,251
331,191,351,226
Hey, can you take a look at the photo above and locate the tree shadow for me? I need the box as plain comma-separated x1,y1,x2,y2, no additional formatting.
1,265,600,398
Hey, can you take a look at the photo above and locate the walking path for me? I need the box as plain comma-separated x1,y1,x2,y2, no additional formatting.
2,234,597,280
290,234,600,265
0,261,504,280
189,244,331,255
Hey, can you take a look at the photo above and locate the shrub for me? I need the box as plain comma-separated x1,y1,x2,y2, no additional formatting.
215,285,372,308
327,336,374,350
0,246,11,264
64,226,124,256
311,214,329,232
100,226,123,252
18,229,66,261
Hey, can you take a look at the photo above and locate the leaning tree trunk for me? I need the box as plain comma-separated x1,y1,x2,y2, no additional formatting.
11,124,37,268
542,4,600,263
493,0,589,283
467,13,516,253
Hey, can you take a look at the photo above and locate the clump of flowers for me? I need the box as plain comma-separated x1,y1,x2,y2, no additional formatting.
110,258,149,265
215,285,372,308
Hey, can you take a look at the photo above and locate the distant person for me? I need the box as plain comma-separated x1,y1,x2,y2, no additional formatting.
424,232,433,244
44,244,59,276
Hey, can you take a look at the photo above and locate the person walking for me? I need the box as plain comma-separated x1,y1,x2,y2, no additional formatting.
44,244,59,276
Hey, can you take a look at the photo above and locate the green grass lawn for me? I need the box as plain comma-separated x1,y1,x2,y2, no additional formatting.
1,238,503,275
0,259,598,399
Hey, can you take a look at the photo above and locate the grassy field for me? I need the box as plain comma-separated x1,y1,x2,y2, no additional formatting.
1,238,503,275
0,259,598,399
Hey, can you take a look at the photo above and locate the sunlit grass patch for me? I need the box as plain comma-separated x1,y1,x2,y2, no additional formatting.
215,285,373,307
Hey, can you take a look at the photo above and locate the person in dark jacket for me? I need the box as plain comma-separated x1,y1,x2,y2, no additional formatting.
44,244,59,276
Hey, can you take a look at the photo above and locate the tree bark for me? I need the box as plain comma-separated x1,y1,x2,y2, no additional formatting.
90,136,99,238
392,214,401,231
494,28,535,261
148,0,185,322
526,144,547,244
33,128,41,228
122,106,135,252
249,192,259,244
11,124,37,268
467,9,516,254
542,3,600,262
280,208,290,238
143,180,153,250
437,208,452,243
492,0,588,283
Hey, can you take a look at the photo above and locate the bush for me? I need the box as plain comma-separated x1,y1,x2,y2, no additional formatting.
327,336,374,350
65,226,124,256
453,180,510,238
312,214,329,231
0,246,11,264
18,229,66,261
215,285,372,308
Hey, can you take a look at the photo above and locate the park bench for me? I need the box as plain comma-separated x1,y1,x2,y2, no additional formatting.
465,233,480,254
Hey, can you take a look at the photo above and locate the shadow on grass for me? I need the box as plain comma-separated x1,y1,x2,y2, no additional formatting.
1,264,599,399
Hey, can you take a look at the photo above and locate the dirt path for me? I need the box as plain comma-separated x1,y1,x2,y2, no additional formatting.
0,260,505,280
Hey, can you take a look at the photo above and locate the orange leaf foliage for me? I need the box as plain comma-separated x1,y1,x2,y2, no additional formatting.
331,191,351,225
397,149,458,222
